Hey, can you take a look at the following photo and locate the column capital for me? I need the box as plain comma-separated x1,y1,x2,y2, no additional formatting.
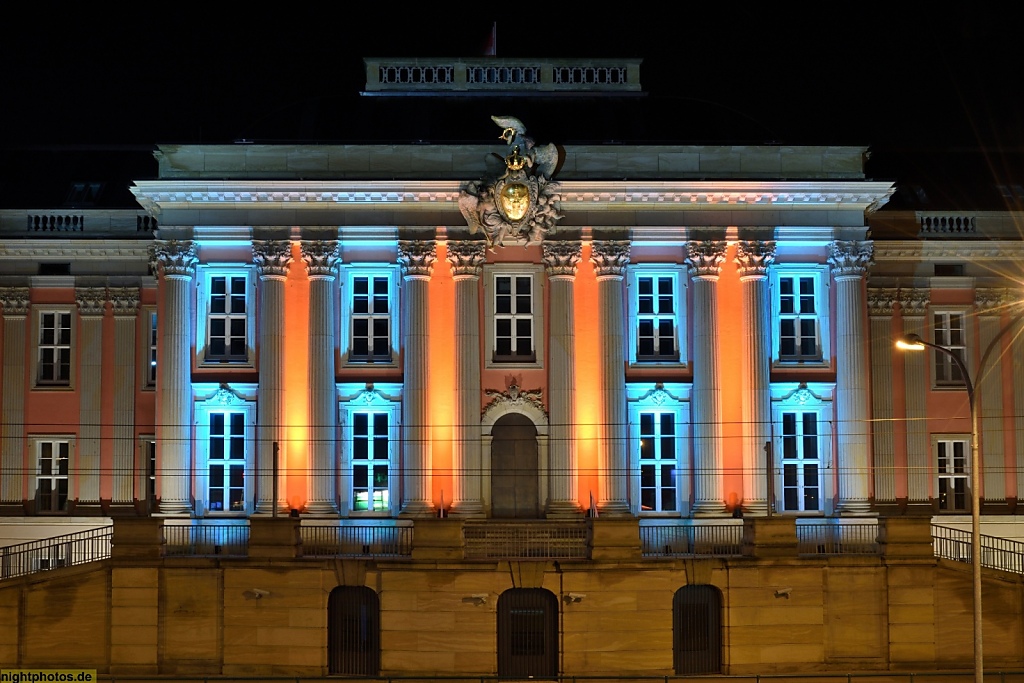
867,287,899,316
590,240,630,278
300,240,340,278
734,240,776,278
109,287,140,316
829,240,873,278
398,240,436,278
0,287,30,315
976,287,1011,314
542,241,582,277
686,240,727,279
76,287,107,316
253,240,293,278
151,240,197,278
898,288,930,316
446,240,486,278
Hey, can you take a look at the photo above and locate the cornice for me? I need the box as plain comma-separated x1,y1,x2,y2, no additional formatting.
132,180,894,212
0,242,152,260
874,241,1024,260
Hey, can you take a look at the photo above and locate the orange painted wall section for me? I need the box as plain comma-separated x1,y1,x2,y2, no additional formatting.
718,244,744,510
429,243,456,509
284,242,310,510
574,243,601,508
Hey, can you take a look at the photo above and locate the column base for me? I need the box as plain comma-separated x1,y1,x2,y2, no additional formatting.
546,501,583,518
304,500,339,515
741,500,769,517
449,501,485,518
597,500,632,517
400,501,437,518
156,501,192,515
254,501,290,515
836,500,874,515
692,500,729,517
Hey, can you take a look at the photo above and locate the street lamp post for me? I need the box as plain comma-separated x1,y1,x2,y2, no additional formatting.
896,333,982,683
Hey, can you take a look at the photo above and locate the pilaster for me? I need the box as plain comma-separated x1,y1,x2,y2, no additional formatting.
976,288,1009,503
76,287,106,505
110,287,139,505
868,288,898,504
0,288,29,504
900,288,930,504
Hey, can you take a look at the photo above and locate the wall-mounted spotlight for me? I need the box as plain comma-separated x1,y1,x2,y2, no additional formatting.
774,588,792,599
563,593,586,604
243,588,270,600
462,594,488,606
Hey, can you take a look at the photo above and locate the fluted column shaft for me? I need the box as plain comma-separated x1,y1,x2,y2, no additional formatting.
155,241,197,514
76,288,105,504
687,241,727,516
830,241,873,514
591,241,630,515
544,241,583,516
110,288,139,504
0,289,28,504
900,290,930,503
448,241,485,517
399,241,436,517
253,241,292,514
303,241,340,514
868,289,898,504
736,242,775,515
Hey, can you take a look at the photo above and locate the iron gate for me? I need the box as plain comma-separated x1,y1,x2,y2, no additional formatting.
673,584,722,674
497,588,558,678
328,586,380,676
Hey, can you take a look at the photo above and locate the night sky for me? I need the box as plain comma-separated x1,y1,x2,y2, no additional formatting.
1,8,1021,208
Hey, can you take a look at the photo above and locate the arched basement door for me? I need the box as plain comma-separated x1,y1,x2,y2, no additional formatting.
490,412,540,518
673,584,723,674
327,586,380,676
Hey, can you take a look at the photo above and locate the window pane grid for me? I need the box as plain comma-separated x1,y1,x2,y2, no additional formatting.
352,275,392,361
208,411,245,511
38,312,72,384
208,275,248,361
937,439,969,511
778,276,819,361
37,440,70,512
638,411,677,512
637,275,677,360
494,275,534,360
779,411,820,511
353,411,390,511
933,312,967,385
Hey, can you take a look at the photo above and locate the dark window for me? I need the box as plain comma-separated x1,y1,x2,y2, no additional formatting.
328,586,380,676
673,585,722,674
498,588,558,678
934,263,965,277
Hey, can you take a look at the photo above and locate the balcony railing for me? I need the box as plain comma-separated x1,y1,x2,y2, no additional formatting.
301,524,413,558
640,523,743,557
797,522,879,555
933,524,1024,573
0,526,112,580
464,522,589,560
163,523,249,557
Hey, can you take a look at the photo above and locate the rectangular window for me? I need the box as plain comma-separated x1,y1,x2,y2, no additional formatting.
147,311,158,386
639,412,677,512
351,275,391,361
494,274,535,361
936,438,969,511
352,412,390,512
780,411,820,512
207,275,248,361
933,312,967,386
637,275,678,360
208,411,246,512
38,312,72,385
37,440,70,512
778,275,819,361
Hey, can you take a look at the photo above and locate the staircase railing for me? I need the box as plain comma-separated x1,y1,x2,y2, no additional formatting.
0,526,113,580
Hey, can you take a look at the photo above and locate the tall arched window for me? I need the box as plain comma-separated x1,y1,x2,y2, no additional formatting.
497,588,558,678
328,586,380,676
673,584,722,674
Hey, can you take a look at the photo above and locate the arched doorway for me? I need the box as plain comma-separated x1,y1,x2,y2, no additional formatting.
673,584,723,674
327,586,380,676
491,413,539,518
497,588,558,678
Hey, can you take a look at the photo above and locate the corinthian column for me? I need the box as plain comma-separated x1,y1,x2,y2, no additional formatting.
76,288,106,505
591,241,631,515
398,240,436,517
900,289,930,504
868,288,898,505
735,241,775,515
110,288,139,506
0,288,29,504
447,240,486,517
687,240,727,516
544,241,583,517
253,240,292,514
829,240,873,514
303,241,340,514
153,241,197,514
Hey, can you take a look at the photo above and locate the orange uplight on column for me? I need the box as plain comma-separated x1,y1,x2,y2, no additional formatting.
574,242,601,506
718,243,745,510
429,243,456,508
284,241,310,510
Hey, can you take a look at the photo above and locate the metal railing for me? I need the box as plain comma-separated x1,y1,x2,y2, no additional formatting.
0,526,112,579
797,522,880,555
301,524,413,558
640,523,743,557
933,524,1024,573
163,523,249,557
464,522,589,560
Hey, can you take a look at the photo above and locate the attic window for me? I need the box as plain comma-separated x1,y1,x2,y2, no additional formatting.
934,264,965,277
65,182,103,205
39,263,71,276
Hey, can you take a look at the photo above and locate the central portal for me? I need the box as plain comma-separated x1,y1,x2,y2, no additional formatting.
490,413,540,518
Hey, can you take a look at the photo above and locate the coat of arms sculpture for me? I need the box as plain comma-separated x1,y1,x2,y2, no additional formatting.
458,116,563,248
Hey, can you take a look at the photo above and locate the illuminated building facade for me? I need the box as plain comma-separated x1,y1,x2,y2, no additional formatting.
2,60,1024,677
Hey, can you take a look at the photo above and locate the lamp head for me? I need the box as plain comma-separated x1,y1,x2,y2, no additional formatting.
896,333,926,351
